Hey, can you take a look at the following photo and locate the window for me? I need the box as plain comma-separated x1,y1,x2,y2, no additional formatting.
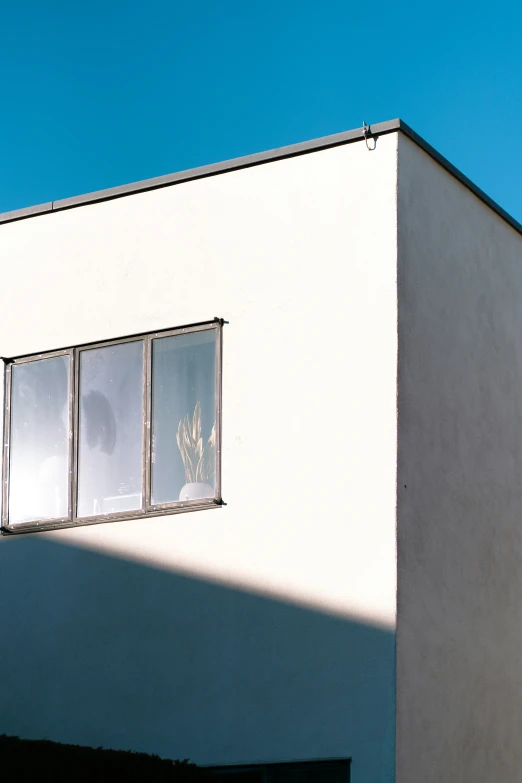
209,759,351,782
1,320,222,533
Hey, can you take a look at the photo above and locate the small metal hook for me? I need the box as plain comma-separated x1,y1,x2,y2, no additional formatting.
362,121,376,151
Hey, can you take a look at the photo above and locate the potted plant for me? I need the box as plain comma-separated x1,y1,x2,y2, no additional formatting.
177,401,215,501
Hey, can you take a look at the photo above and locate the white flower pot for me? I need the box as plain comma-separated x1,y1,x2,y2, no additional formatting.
179,482,213,501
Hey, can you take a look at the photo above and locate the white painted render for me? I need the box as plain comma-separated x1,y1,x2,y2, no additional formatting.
0,134,399,781
396,134,522,783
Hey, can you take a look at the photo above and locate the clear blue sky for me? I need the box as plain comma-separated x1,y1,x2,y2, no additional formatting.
2,1,521,220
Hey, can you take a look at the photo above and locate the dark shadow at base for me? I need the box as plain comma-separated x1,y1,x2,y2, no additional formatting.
0,536,395,783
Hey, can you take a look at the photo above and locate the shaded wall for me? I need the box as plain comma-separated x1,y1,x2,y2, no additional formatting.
0,536,394,780
397,135,522,782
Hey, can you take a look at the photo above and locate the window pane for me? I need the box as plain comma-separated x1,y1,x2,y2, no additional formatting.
8,356,70,525
77,341,144,518
151,329,217,505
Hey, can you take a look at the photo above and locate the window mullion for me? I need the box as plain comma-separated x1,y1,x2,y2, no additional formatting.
2,363,11,527
72,347,80,523
67,349,74,521
215,322,223,503
143,336,152,512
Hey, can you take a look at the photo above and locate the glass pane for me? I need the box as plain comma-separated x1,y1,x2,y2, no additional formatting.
8,356,70,525
77,341,144,518
151,329,217,505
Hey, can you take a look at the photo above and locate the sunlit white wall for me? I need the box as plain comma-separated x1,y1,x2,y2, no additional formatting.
0,134,399,780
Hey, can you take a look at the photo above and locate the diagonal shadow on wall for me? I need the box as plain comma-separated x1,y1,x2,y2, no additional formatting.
0,535,395,783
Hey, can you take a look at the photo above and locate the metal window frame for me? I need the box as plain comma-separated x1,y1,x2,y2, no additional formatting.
1,319,223,535
146,321,222,514
2,348,74,532
72,333,147,525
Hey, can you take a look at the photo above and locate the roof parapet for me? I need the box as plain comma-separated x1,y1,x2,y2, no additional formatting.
1,119,521,236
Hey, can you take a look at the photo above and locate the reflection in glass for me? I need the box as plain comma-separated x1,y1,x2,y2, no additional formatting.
151,329,217,505
77,340,143,517
9,356,70,525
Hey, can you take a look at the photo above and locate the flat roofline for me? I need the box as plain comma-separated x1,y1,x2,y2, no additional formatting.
1,118,521,236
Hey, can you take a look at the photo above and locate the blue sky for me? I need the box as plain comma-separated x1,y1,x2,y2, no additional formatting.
2,1,521,220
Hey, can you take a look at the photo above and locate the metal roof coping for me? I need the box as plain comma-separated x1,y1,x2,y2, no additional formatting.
1,119,521,236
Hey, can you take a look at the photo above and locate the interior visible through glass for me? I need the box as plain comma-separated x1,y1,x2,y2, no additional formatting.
151,329,217,505
8,355,70,525
77,340,144,517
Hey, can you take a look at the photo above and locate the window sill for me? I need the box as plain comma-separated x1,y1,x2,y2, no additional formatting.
0,497,224,536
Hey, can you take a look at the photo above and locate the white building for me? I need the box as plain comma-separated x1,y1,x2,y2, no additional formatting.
1,119,521,783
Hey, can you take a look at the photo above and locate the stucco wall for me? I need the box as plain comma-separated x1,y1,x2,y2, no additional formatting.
0,135,398,781
396,135,522,782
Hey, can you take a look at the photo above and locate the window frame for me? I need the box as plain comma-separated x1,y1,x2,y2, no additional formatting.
1,319,223,534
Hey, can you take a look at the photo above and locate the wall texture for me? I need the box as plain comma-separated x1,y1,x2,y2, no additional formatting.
0,135,398,781
396,134,522,782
